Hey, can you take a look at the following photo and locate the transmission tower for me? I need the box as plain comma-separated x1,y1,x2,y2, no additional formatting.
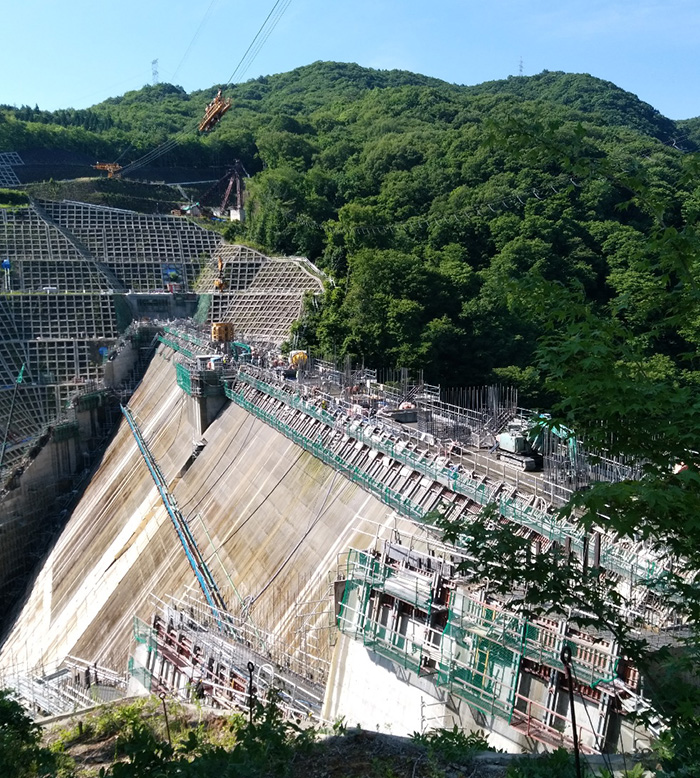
152,59,159,85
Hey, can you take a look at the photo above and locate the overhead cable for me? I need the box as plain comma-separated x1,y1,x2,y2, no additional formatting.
121,0,292,176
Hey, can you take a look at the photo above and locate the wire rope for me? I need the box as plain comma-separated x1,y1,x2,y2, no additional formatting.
215,449,305,549
225,0,292,85
113,143,133,164
171,0,220,83
177,411,256,514
119,0,292,177
571,658,617,775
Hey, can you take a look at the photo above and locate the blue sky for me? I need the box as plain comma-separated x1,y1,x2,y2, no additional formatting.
2,0,698,119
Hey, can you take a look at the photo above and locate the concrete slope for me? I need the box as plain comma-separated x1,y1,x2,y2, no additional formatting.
0,345,398,678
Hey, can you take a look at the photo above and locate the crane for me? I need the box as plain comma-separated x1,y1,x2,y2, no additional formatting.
92,162,123,179
198,89,232,133
103,0,292,177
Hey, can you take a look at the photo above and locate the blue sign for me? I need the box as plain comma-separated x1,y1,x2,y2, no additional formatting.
1,259,10,270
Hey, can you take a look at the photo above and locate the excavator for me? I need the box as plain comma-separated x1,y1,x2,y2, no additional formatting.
198,89,232,133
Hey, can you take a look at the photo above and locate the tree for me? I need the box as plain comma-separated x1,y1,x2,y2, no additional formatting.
437,129,700,772
0,690,59,777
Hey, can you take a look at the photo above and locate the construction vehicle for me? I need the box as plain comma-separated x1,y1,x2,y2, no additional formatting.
492,418,543,471
198,90,232,133
233,342,252,363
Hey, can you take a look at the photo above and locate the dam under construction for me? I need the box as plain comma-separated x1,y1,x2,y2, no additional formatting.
0,192,680,754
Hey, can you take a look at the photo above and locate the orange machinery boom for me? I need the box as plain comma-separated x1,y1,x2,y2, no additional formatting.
93,162,123,179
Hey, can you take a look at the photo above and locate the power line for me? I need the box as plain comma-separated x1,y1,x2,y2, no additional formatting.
171,0,220,83
225,0,292,86
120,0,293,177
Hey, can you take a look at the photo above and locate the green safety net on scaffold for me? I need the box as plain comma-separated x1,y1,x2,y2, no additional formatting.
337,549,432,675
337,558,619,722
231,371,659,585
175,361,193,396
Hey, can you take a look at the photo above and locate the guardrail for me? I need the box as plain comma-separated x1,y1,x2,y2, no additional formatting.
228,372,661,584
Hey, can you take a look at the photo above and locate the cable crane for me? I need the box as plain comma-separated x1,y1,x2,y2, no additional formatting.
101,0,291,176
198,89,232,133
92,162,123,179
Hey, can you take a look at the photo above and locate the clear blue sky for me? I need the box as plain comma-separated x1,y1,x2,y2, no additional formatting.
1,0,698,120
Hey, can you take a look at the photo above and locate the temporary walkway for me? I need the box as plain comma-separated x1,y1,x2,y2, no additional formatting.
121,404,227,621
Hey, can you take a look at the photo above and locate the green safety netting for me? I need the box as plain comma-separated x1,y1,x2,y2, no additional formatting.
128,656,154,690
231,372,654,585
337,564,618,722
158,334,194,359
133,616,157,651
338,551,430,675
175,362,193,396
224,386,427,522
53,421,79,442
162,325,209,350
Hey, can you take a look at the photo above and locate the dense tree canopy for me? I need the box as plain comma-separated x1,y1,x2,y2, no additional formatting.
2,61,699,399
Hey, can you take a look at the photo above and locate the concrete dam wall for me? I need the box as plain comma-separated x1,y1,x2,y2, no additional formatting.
0,333,662,750
0,342,400,689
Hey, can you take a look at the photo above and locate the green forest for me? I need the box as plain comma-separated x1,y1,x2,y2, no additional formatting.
2,62,699,400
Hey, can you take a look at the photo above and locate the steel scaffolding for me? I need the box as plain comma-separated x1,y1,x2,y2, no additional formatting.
336,542,614,753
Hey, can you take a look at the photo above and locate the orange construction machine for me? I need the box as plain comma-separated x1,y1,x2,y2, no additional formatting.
93,162,123,178
198,90,232,133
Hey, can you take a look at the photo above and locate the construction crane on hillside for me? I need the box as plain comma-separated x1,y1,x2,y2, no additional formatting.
93,162,123,179
199,160,249,218
96,0,291,176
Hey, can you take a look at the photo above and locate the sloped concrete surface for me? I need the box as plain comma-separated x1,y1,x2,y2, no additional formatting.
0,345,403,679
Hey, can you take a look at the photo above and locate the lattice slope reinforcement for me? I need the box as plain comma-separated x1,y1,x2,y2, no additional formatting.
0,199,325,475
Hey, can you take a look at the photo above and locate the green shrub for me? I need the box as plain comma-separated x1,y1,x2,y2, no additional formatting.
0,189,29,206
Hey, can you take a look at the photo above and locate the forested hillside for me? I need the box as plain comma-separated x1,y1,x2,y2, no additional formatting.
2,61,698,398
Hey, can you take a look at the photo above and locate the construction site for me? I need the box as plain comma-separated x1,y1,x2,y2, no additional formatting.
0,174,681,755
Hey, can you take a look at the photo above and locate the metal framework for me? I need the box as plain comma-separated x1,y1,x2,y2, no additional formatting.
194,245,325,345
336,537,617,753
130,593,326,720
0,198,319,475
0,152,22,187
